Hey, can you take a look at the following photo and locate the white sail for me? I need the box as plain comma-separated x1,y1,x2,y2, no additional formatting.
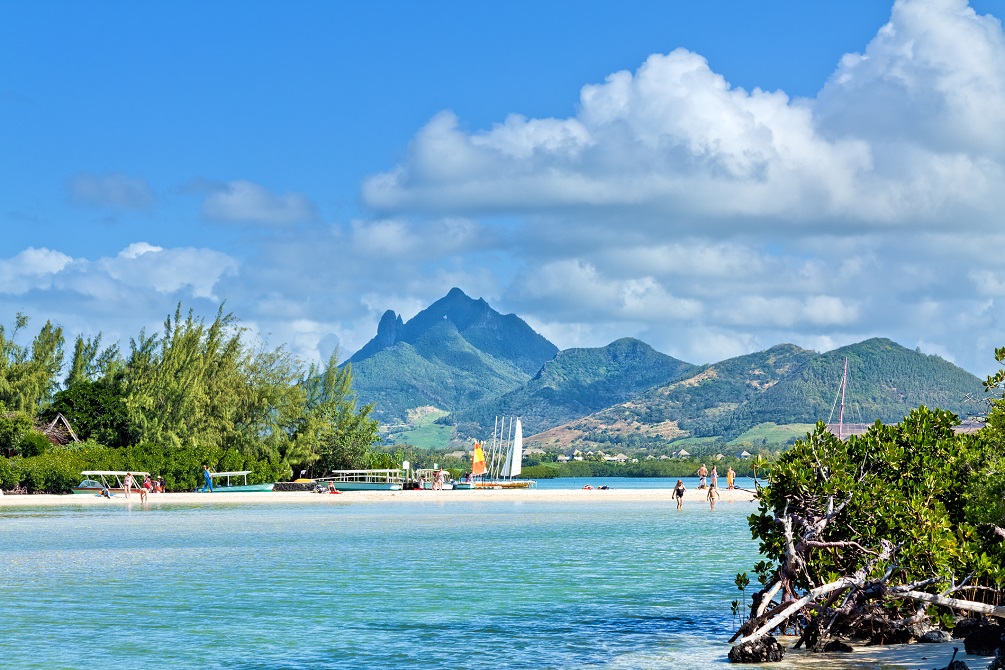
509,418,523,477
501,417,512,478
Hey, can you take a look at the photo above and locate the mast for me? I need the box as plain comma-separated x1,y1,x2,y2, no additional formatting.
838,357,847,440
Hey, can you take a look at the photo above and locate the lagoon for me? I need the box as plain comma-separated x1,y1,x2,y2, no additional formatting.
3,484,965,669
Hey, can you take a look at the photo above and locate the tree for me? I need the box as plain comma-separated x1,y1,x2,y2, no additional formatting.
287,351,380,476
734,408,1004,652
0,313,64,414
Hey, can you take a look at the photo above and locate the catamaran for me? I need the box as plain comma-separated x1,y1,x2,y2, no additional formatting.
200,470,275,493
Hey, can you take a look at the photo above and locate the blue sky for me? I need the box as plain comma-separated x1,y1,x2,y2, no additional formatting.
3,0,1005,379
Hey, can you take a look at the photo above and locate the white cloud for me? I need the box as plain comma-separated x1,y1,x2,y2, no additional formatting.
0,244,238,302
203,180,316,225
0,247,74,294
68,173,154,209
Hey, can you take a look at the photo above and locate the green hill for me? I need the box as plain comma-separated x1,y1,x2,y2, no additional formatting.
530,340,982,451
348,288,558,426
450,337,696,438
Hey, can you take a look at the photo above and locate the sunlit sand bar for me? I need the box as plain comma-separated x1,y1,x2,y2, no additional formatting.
1,486,758,506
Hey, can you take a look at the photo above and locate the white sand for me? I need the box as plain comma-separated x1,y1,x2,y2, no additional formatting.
0,485,758,506
781,639,993,669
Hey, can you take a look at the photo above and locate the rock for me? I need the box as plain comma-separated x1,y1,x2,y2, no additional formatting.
963,623,1003,656
947,661,971,670
728,636,785,663
953,618,986,639
990,650,1004,670
823,640,854,652
921,630,953,644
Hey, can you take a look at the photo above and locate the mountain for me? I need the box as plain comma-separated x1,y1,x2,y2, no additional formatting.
450,337,697,438
347,288,558,424
530,339,984,451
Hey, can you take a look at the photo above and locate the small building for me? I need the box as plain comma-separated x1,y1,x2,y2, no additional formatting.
737,450,752,459
673,448,691,459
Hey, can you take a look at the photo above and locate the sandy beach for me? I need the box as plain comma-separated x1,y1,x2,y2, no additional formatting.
0,485,759,506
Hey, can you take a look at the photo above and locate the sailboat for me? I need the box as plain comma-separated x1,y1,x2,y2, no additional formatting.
473,417,537,489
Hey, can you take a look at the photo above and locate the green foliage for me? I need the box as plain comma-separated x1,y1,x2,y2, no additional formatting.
750,408,1003,595
18,431,51,457
0,313,65,414
0,411,33,456
44,379,132,447
1,441,289,493
288,352,381,477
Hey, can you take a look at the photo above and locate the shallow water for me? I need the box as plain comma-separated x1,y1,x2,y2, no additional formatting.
0,494,932,669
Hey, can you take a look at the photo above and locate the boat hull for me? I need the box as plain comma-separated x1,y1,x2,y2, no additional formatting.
420,482,455,490
473,480,536,489
331,482,402,491
202,483,275,493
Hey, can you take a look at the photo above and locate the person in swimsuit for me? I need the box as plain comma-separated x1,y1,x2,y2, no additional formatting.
710,465,718,489
123,472,133,498
697,464,708,490
707,484,720,511
673,479,686,510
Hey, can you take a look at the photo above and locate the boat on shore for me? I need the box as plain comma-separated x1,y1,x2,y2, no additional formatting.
200,470,274,493
72,470,151,495
415,468,455,490
317,469,403,491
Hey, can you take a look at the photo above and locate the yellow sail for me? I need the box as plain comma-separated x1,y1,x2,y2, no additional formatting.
471,441,487,476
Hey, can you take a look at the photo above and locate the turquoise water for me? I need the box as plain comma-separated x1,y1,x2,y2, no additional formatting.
1,496,764,669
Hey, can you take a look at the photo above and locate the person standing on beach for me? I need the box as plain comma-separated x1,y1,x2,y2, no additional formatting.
697,463,708,489
202,465,213,492
434,468,445,491
710,465,718,489
726,466,736,490
673,479,686,510
707,485,719,511
123,472,133,498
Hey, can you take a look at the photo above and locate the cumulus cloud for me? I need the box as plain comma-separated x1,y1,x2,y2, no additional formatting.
68,173,154,209
203,180,316,225
0,243,238,302
0,247,74,294
364,0,1005,232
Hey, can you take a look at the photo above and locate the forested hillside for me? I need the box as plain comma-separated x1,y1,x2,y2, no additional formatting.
449,338,696,439
528,340,983,452
348,288,559,424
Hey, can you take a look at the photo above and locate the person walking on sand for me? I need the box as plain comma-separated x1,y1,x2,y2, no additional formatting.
673,479,686,510
202,465,213,493
707,484,720,511
697,463,708,489
726,466,736,490
123,471,133,498
710,465,718,489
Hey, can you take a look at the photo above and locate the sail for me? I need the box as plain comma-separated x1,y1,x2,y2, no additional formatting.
509,419,522,477
471,442,487,476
